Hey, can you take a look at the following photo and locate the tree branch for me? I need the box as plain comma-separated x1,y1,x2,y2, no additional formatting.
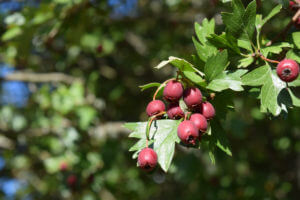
2,72,82,84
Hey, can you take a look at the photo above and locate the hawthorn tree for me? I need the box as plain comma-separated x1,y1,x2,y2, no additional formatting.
0,0,299,199
126,0,300,173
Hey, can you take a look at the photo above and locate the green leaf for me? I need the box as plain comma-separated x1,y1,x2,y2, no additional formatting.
222,0,256,41
207,33,240,54
207,70,247,92
210,119,232,156
242,65,270,86
222,0,232,2
261,5,282,27
286,50,300,63
192,37,218,62
261,42,292,56
292,32,300,49
129,139,154,152
238,56,254,68
288,89,300,107
155,56,204,76
204,50,229,82
182,71,206,87
153,120,181,172
238,39,253,51
194,19,215,45
2,26,22,41
242,1,257,40
260,69,287,116
125,120,181,172
288,75,300,87
139,82,160,91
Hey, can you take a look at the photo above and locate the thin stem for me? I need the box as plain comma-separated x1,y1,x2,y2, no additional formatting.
145,111,166,144
152,78,175,101
259,53,280,64
184,112,191,121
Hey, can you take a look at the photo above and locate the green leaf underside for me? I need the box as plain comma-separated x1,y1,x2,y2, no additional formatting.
207,70,247,92
155,56,204,76
139,82,161,91
125,120,180,172
292,32,300,49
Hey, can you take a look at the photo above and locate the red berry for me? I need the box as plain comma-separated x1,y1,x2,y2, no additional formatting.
146,100,165,117
289,1,296,11
163,80,183,102
59,161,68,171
97,44,103,53
183,87,202,109
177,120,199,145
67,175,77,186
276,59,299,82
190,113,208,133
138,148,157,171
167,103,184,119
201,102,216,120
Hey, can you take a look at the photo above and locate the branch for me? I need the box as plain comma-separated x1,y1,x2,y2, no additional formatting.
266,9,300,46
2,72,82,84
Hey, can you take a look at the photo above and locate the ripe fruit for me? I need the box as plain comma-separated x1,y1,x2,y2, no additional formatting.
59,161,68,171
138,148,157,171
177,120,199,145
190,113,208,133
289,1,296,11
167,103,184,119
201,102,216,120
67,175,77,186
276,59,299,82
163,80,183,102
183,87,202,109
97,44,103,53
146,100,165,117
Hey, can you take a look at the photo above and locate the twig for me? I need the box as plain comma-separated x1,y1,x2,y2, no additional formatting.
2,72,82,84
259,53,280,64
266,9,300,46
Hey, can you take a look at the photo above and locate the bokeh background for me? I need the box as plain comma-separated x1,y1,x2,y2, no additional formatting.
0,0,299,199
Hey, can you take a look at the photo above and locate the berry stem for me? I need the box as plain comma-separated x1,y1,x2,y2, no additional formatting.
145,111,166,142
184,112,191,121
152,78,176,101
258,52,280,64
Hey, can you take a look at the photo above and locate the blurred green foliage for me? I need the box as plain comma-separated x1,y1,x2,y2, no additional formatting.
0,0,299,199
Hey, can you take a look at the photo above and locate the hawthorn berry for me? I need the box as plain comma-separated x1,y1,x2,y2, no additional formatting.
163,80,184,102
146,100,165,117
190,113,208,133
138,148,157,171
167,103,184,119
59,161,68,171
276,59,299,82
177,120,199,145
183,87,202,109
67,175,77,186
97,44,103,53
201,102,216,120
289,1,296,11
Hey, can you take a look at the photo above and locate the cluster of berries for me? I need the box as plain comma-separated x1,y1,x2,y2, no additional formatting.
138,80,215,171
276,59,299,82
